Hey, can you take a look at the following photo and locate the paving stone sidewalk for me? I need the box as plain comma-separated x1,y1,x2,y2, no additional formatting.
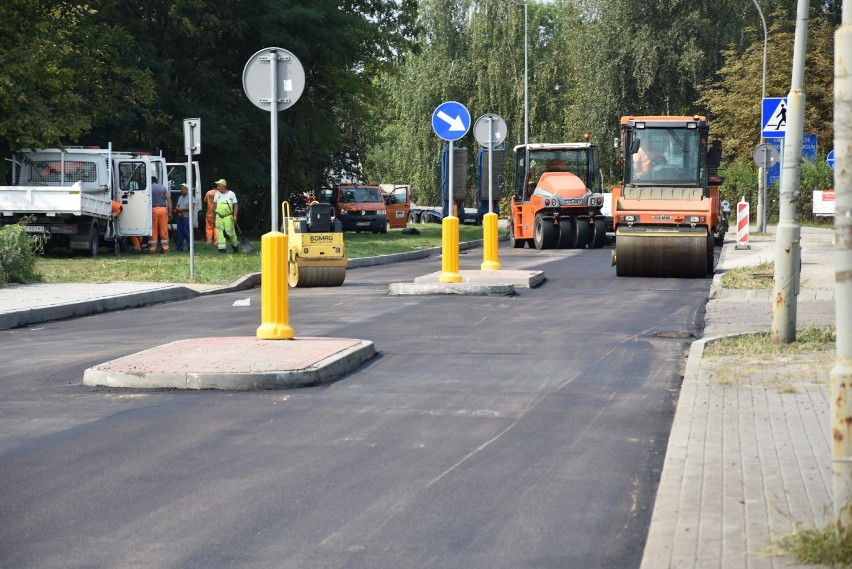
641,227,838,569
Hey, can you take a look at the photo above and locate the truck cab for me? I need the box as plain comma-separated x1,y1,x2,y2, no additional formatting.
323,184,388,234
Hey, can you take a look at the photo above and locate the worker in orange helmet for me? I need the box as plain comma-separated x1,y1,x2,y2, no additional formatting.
204,181,219,245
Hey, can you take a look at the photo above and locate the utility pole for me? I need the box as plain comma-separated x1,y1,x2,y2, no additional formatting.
830,0,852,532
770,0,809,343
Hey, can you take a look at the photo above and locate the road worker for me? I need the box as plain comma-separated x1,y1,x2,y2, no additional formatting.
204,182,219,245
149,176,172,254
174,183,190,252
213,179,240,254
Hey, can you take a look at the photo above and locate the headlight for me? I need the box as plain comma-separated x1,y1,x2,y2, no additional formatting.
686,215,703,223
622,215,636,222
339,209,348,215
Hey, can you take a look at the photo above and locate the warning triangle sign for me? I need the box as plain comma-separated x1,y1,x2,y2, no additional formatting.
762,98,788,137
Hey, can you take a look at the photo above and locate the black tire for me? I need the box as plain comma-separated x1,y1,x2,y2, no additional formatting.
590,217,606,249
557,217,575,249
574,218,591,249
533,214,555,250
409,212,420,224
508,221,525,248
707,234,715,275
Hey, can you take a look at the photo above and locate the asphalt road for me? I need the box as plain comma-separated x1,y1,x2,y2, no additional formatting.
0,245,712,569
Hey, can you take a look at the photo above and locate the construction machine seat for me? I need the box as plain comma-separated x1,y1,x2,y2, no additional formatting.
307,203,334,233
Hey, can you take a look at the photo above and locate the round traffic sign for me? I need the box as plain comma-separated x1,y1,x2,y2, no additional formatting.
243,47,305,112
752,143,780,168
473,114,508,148
827,149,835,170
432,101,471,142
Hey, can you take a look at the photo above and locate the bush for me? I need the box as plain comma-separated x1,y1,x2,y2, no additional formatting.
0,222,43,284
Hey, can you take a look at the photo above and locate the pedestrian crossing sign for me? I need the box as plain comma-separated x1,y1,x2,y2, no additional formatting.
761,97,788,138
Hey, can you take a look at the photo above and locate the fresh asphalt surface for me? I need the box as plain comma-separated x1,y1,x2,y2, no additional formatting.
0,244,714,569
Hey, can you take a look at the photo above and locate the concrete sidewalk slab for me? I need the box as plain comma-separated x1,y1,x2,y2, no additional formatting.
388,282,516,296
83,336,376,390
0,282,199,331
413,269,545,288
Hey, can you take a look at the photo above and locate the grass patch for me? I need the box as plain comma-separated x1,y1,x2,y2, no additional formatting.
704,325,836,356
773,525,852,567
720,260,775,289
35,224,487,285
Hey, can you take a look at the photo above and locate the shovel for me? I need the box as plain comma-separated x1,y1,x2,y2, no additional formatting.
234,221,253,253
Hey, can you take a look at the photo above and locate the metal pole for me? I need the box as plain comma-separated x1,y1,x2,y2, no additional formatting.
488,116,493,211
524,1,528,146
752,0,769,233
831,0,852,531
270,50,279,232
770,0,809,343
187,148,195,280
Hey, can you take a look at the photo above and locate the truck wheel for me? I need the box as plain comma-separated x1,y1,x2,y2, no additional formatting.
508,221,525,248
557,218,574,248
533,214,555,250
590,218,606,248
574,218,591,249
85,222,99,257
409,212,419,224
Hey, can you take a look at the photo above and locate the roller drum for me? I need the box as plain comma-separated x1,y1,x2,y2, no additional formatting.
289,261,347,288
615,226,709,278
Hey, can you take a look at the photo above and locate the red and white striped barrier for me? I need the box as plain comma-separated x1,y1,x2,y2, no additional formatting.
735,198,750,250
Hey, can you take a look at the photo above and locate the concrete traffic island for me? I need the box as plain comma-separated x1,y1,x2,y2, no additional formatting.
388,269,545,296
83,336,376,390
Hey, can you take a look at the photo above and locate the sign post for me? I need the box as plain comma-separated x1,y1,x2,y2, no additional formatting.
473,113,507,271
752,142,780,234
183,118,200,279
432,101,471,283
243,47,305,340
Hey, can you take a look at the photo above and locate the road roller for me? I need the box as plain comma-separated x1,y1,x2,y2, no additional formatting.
508,139,608,250
282,201,347,287
611,115,724,278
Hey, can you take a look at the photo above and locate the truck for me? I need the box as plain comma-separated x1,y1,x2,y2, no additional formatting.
0,145,200,256
508,141,607,250
610,115,725,278
318,183,388,233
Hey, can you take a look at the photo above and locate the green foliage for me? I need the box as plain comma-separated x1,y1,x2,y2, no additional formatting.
775,524,852,566
0,223,43,284
719,158,758,210
704,325,836,356
0,1,155,161
699,10,836,162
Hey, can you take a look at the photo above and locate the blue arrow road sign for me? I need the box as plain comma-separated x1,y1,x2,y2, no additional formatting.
762,97,788,138
432,101,471,142
827,149,835,170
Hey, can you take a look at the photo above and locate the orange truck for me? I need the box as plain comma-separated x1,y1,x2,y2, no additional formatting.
509,142,607,250
610,115,725,278
319,183,388,233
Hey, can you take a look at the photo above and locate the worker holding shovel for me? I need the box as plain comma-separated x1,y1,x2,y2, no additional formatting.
213,179,240,254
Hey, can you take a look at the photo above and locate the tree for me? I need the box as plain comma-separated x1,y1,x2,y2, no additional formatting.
0,1,155,163
699,9,836,162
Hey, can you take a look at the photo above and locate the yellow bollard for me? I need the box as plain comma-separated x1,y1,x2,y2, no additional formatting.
480,212,502,270
256,231,295,340
439,215,462,283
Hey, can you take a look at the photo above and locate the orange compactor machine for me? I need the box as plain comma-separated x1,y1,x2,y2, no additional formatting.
611,115,725,278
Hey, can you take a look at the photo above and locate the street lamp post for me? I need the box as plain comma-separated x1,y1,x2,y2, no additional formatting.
751,0,769,233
